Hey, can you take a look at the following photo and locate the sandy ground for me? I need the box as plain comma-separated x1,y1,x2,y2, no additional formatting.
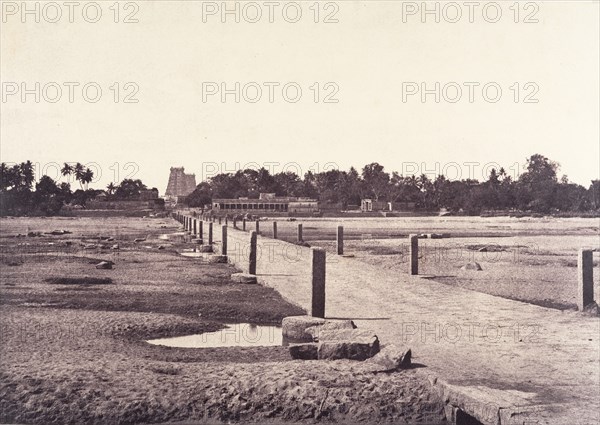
270,216,600,310
0,216,445,425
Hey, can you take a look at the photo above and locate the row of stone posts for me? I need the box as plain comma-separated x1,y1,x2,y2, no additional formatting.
176,211,597,315
174,212,329,318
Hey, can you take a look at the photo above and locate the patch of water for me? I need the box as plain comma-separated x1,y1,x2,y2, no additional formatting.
158,232,189,241
179,252,205,258
146,323,283,348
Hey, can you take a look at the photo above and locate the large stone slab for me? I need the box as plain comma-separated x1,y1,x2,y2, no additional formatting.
316,329,380,361
208,255,228,264
282,316,326,341
366,344,411,371
231,273,257,284
289,343,318,360
305,320,356,341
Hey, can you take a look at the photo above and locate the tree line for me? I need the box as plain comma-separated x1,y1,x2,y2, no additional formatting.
1,154,598,216
0,161,151,216
186,154,600,215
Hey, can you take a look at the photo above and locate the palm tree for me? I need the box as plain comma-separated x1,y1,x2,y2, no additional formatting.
81,168,94,190
106,182,116,195
61,163,73,180
74,163,85,189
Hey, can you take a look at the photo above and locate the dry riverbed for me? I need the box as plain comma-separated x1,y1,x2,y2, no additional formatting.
0,216,445,424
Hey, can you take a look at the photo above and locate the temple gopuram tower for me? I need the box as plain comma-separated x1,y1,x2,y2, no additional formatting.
165,167,197,203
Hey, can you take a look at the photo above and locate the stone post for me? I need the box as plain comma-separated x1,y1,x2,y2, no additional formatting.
409,234,418,275
199,220,204,242
273,221,278,239
255,220,260,235
311,247,326,318
337,225,344,255
249,231,257,275
233,218,237,229
242,218,246,231
208,222,213,245
297,223,303,242
225,217,228,226
218,216,222,225
578,249,594,310
221,225,227,256
193,219,197,235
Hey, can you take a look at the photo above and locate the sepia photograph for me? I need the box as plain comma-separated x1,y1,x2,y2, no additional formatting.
1,1,599,424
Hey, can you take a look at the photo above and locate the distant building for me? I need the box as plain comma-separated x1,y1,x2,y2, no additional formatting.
361,199,416,212
165,167,196,203
212,193,319,216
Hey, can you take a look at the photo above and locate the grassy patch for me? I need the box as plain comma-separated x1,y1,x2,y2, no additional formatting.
44,277,113,285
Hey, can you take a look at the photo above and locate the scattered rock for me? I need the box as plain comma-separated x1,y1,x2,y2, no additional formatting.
158,245,165,250
192,238,203,244
282,316,326,341
27,231,42,237
429,233,445,239
208,255,228,264
231,273,257,284
289,343,318,360
477,247,488,252
83,244,97,250
197,245,213,253
107,237,115,242
366,344,412,371
297,241,311,247
306,320,356,341
461,262,483,271
48,230,71,235
317,329,380,361
583,302,600,316
134,238,146,242
65,241,72,246
95,261,113,270
111,244,119,250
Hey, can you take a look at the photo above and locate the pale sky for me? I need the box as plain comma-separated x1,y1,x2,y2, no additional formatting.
1,0,599,193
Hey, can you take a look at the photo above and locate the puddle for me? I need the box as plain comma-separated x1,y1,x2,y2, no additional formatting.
158,232,189,242
179,248,205,258
146,323,283,348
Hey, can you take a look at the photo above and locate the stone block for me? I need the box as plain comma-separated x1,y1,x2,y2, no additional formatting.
305,320,356,340
282,315,326,341
366,344,411,371
316,329,380,360
208,255,228,264
289,343,318,360
231,273,257,284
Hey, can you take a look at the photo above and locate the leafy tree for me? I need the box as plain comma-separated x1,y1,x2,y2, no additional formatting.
114,179,147,199
517,154,559,212
361,163,389,201
186,182,213,208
